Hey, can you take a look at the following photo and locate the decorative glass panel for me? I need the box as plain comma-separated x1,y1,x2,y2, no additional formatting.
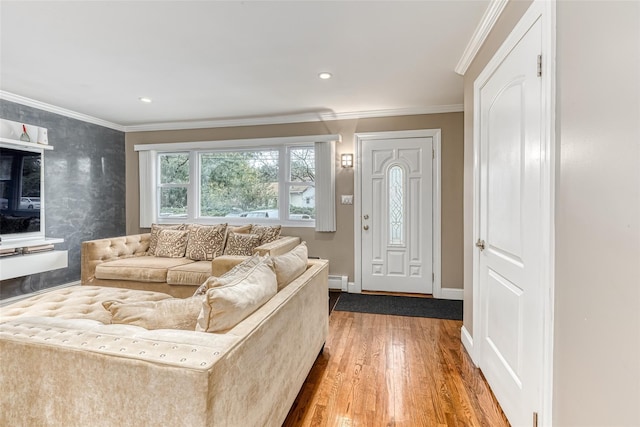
388,165,404,245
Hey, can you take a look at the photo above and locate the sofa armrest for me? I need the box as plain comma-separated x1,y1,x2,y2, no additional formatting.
254,236,301,257
211,255,247,277
81,234,151,285
211,236,302,276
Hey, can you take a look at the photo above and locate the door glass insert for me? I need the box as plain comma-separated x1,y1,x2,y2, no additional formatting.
388,165,404,245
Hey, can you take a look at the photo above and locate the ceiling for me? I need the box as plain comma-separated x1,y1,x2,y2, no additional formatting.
0,1,489,130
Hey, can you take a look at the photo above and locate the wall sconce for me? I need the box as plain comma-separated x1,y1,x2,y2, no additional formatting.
341,153,354,168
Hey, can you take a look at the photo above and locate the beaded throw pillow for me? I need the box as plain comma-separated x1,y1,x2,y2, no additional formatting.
251,224,281,245
223,232,261,256
148,223,186,255
154,229,189,258
185,224,228,261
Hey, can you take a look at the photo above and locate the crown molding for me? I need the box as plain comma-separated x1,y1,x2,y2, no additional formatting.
454,0,510,76
124,104,464,132
0,90,463,133
0,91,125,132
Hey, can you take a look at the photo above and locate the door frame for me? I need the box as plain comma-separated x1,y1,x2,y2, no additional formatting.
353,129,443,297
471,0,555,424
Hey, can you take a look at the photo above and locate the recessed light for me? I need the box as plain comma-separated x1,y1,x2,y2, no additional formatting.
318,72,332,80
139,97,152,103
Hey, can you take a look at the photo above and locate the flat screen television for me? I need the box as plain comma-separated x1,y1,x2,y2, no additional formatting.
0,146,43,241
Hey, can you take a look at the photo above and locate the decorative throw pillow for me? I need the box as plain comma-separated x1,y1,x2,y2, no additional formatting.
148,223,186,255
223,232,261,256
103,297,202,330
251,224,281,245
196,259,277,333
154,229,189,258
193,253,265,297
227,224,252,235
271,242,308,290
185,223,228,261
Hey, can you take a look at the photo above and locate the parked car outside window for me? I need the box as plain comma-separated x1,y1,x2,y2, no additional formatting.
19,197,40,209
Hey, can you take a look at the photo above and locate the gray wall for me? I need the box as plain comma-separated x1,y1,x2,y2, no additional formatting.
0,100,126,298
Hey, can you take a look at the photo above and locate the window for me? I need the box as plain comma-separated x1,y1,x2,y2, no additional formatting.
199,150,280,218
137,135,338,229
158,152,189,218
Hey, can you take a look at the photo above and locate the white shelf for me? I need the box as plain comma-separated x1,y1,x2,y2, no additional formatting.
0,237,64,250
0,250,68,280
0,137,53,151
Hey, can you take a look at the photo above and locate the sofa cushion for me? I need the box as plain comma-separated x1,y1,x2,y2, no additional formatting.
0,286,172,325
271,242,308,290
103,297,203,330
155,229,189,258
148,223,186,255
185,224,228,261
223,232,261,256
166,261,212,286
193,253,265,297
95,256,195,282
251,224,281,245
196,259,277,333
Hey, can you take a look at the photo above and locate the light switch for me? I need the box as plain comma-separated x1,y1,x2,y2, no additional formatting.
341,195,353,205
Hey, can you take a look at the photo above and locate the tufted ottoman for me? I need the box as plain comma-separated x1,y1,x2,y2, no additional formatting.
0,285,173,324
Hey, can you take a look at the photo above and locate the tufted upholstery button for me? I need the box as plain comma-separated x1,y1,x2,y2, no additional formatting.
160,354,166,358
172,346,178,349
99,346,106,349
201,362,207,366
191,349,197,352
119,348,126,352
180,358,186,362
139,351,145,355
81,342,87,345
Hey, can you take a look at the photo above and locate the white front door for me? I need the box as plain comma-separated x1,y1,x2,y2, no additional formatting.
475,14,544,427
360,136,433,294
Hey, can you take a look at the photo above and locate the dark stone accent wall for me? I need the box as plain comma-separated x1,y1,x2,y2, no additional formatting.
0,100,126,299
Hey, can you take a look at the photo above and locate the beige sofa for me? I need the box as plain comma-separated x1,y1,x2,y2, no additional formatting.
0,258,329,426
81,232,301,298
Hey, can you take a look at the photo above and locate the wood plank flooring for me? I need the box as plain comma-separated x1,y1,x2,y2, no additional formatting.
283,310,509,427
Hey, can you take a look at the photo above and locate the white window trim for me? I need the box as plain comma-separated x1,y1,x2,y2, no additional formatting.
136,135,340,229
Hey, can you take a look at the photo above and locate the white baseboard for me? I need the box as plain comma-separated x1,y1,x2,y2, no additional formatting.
461,325,477,365
0,280,80,307
347,282,360,293
439,287,463,300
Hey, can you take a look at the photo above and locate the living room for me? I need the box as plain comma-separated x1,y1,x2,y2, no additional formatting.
1,1,639,426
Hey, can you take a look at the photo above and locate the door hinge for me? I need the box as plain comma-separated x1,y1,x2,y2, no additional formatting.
533,412,539,427
432,148,435,159
537,54,542,77
432,272,435,282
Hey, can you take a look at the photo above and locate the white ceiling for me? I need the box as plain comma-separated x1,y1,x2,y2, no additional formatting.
0,1,489,130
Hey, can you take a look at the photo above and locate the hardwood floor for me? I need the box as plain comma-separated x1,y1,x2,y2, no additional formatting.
283,310,509,427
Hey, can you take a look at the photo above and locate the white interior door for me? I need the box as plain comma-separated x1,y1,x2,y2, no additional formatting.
360,137,433,294
476,16,544,427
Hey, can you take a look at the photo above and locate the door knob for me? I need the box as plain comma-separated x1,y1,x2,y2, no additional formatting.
476,239,485,250
363,225,369,231
363,214,369,220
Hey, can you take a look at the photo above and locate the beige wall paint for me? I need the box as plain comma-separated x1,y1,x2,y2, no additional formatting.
125,113,464,289
462,0,533,336
553,1,640,425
